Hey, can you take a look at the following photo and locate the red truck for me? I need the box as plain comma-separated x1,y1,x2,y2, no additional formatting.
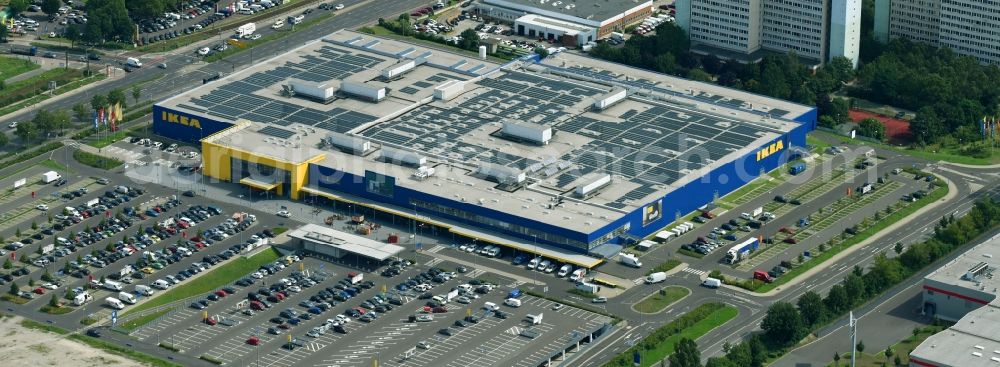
753,270,774,283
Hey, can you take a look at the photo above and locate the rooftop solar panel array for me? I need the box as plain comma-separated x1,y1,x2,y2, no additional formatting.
182,46,384,129
554,101,778,205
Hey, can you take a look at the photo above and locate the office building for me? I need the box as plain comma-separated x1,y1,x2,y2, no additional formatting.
875,0,1000,65
675,0,861,67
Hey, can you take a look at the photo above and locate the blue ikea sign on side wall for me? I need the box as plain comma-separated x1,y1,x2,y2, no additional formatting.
152,105,233,143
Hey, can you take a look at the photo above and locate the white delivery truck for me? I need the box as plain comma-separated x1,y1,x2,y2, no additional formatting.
41,171,61,183
118,291,137,304
103,280,123,291
645,272,667,284
503,298,522,307
525,313,543,325
235,23,256,38
152,279,169,289
618,252,643,268
135,284,154,296
105,297,125,310
73,292,92,306
126,57,142,68
702,278,722,288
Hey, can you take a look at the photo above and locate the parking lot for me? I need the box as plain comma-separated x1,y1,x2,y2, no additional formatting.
127,253,611,367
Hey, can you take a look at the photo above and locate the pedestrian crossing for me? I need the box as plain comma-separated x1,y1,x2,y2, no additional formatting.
102,146,145,164
425,258,443,267
632,277,645,285
682,268,708,277
425,245,444,253
505,326,524,336
508,280,525,288
466,269,486,278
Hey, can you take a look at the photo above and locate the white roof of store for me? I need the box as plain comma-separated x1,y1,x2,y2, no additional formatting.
289,223,404,261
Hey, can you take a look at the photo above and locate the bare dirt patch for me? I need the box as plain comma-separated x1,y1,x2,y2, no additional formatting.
0,315,144,367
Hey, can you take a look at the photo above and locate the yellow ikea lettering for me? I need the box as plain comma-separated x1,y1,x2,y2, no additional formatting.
755,140,784,161
161,111,202,129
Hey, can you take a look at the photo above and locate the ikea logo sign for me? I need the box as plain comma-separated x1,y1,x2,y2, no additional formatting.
755,140,784,161
161,111,201,129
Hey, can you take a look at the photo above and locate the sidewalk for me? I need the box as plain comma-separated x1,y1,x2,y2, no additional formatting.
0,69,126,122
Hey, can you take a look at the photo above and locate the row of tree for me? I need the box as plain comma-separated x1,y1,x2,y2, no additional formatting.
588,23,856,126
10,85,135,147
696,198,1000,367
377,14,482,53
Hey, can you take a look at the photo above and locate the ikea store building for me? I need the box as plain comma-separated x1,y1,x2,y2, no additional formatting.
153,30,815,268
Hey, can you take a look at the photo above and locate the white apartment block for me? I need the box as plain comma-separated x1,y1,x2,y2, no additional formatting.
875,0,1000,65
675,0,861,67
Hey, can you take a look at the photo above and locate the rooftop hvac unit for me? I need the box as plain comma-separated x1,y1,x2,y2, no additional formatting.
433,80,466,101
502,120,552,145
411,166,436,180
963,262,992,281
380,147,427,167
287,79,336,103
325,132,371,155
381,60,416,80
341,80,386,102
594,88,627,110
574,174,611,197
477,163,526,185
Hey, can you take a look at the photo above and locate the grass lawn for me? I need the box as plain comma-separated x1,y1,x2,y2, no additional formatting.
647,259,682,275
633,286,689,313
123,247,281,317
39,305,74,314
120,309,171,331
825,325,947,367
73,150,123,170
605,304,738,367
807,134,833,152
87,131,131,149
20,318,70,334
1,294,30,304
816,131,1000,165
754,182,947,293
70,334,183,367
0,56,41,81
0,68,82,108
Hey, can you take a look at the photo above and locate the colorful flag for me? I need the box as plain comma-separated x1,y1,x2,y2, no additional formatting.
982,116,987,138
98,108,105,128
92,111,98,130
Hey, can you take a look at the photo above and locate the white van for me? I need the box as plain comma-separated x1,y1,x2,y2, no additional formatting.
152,279,169,289
525,313,543,325
526,257,541,270
702,278,722,288
483,302,499,311
272,19,284,29
103,280,123,291
503,298,522,307
556,264,572,277
125,57,142,68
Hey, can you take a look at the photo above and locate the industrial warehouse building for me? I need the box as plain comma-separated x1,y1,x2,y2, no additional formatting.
476,0,653,43
910,236,1000,367
153,29,815,268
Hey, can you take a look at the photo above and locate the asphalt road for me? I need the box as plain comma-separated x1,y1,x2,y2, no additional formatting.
0,0,432,152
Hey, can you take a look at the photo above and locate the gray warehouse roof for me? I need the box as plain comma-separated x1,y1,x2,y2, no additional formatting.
289,223,405,261
911,302,1000,366
482,0,651,24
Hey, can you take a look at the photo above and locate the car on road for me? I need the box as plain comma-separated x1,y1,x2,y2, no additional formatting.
551,303,564,310
249,34,262,40
7,121,17,129
36,204,49,211
86,328,102,337
591,297,607,303
197,47,210,56
276,210,291,218
335,3,344,10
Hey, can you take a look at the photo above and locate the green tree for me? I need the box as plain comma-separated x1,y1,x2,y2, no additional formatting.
7,0,30,15
844,273,867,305
83,0,136,44
856,340,866,353
65,23,84,47
49,294,59,307
0,24,9,43
106,88,127,109
687,68,714,82
90,94,108,111
458,28,480,51
72,102,89,123
31,221,38,230
910,107,945,144
746,335,767,367
2,258,12,269
857,118,886,141
884,347,894,365
0,131,8,149
894,242,904,255
826,56,855,84
28,277,35,287
761,302,806,347
41,269,53,282
131,85,142,105
912,326,921,341
669,337,701,367
797,291,826,327
724,342,751,366
833,352,841,366
534,47,549,59
894,354,902,366
825,284,850,315
41,0,62,16
9,281,18,295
